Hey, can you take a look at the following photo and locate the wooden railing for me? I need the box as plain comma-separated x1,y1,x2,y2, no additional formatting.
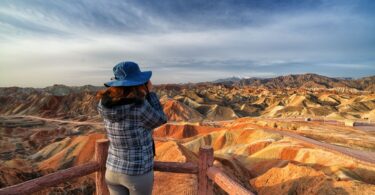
0,139,253,195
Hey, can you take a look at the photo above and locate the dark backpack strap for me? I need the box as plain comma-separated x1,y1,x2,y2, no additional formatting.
152,138,156,157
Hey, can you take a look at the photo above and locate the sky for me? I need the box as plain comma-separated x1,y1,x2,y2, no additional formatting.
0,0,374,87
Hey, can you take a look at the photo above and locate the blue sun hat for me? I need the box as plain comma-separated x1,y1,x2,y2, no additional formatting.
104,61,152,87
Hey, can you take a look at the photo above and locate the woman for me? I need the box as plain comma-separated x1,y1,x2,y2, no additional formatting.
97,61,167,195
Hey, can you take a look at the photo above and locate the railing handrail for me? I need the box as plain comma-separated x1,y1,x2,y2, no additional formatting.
207,166,253,195
0,161,100,195
0,139,253,195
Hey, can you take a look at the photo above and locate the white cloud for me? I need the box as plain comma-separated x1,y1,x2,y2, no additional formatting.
0,0,374,87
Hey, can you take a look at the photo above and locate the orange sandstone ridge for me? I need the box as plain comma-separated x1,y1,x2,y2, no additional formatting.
1,116,375,194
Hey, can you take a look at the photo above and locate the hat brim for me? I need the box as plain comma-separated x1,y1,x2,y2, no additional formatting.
104,71,152,87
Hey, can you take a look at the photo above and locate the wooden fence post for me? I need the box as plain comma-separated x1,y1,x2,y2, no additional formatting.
198,145,214,195
95,139,110,195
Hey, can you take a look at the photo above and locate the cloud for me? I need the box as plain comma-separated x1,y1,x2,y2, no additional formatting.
0,0,374,87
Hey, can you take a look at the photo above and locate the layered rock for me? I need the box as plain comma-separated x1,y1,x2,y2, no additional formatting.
250,163,375,195
1,74,374,121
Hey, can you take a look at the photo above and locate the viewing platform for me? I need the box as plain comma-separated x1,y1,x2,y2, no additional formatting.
0,139,253,195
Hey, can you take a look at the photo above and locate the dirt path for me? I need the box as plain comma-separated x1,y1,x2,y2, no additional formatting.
241,123,375,166
270,129,375,165
20,115,102,126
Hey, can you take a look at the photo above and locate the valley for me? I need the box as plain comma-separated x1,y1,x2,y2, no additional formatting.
0,74,374,194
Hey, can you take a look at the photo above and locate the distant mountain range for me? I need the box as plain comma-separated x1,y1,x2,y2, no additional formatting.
0,74,374,97
212,76,244,83
209,73,374,91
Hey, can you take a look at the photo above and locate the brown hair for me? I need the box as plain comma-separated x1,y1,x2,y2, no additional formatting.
96,85,148,102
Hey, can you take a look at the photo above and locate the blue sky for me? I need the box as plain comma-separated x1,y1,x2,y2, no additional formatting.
0,0,374,87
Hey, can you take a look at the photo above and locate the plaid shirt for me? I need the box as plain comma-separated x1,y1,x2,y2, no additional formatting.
97,92,167,175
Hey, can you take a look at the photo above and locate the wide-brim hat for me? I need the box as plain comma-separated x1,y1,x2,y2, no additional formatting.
104,61,152,87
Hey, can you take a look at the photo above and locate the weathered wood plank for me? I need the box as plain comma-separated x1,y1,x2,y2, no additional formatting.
0,162,100,195
154,161,198,174
207,166,254,195
198,145,214,195
95,139,110,195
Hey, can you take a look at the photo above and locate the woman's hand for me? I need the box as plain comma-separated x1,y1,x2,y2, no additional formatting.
146,80,153,92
